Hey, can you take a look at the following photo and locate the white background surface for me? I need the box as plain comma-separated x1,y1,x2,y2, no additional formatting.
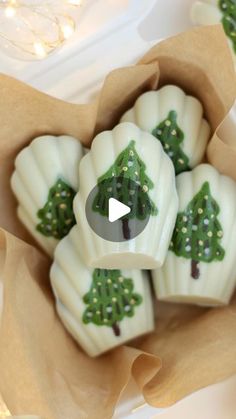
0,0,236,418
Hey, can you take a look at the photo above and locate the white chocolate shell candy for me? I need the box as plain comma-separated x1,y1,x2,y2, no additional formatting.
50,226,154,357
120,85,210,175
11,135,83,257
191,1,236,63
152,164,236,306
73,122,178,269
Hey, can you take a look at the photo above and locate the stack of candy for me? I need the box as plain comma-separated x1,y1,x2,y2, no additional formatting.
11,85,236,357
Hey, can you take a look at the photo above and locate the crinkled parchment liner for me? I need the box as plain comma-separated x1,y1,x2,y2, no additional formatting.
0,25,236,419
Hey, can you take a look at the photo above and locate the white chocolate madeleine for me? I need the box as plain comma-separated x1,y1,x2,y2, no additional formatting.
121,85,210,175
152,164,236,306
11,135,84,257
50,226,154,357
73,122,178,269
191,0,236,63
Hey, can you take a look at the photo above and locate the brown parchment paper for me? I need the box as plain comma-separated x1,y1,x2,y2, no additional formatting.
0,25,236,419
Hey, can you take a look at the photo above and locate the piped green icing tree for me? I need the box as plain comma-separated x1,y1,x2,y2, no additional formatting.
36,178,76,239
92,140,158,240
219,0,236,53
152,110,189,175
82,269,143,336
170,182,225,279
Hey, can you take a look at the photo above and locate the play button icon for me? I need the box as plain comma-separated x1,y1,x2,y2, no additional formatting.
85,176,152,242
108,198,131,223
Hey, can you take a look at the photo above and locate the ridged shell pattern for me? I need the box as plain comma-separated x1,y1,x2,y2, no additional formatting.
152,164,236,306
191,1,236,62
11,135,83,257
73,122,178,269
50,226,154,357
121,85,210,174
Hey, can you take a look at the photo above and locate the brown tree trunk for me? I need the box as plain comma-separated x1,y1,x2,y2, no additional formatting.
122,218,131,240
191,259,200,280
112,322,121,337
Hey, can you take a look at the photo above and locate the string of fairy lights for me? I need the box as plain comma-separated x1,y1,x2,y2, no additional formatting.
0,0,84,60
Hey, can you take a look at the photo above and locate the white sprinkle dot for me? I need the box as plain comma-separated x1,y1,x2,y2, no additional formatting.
143,185,149,192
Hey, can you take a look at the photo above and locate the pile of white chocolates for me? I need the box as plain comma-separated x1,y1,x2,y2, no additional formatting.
11,85,236,357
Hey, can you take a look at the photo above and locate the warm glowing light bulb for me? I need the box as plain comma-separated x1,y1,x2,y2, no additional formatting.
0,0,85,60
34,41,47,58
5,5,16,18
61,23,75,39
67,0,83,5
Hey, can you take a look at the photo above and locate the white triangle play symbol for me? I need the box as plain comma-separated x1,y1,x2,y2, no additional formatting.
108,198,131,223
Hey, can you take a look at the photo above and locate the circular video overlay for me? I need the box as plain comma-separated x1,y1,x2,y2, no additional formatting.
85,176,152,242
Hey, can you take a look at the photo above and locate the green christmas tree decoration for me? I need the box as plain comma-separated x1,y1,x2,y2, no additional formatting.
36,178,76,240
219,0,236,54
92,140,158,240
152,110,190,175
170,182,225,279
82,269,143,337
